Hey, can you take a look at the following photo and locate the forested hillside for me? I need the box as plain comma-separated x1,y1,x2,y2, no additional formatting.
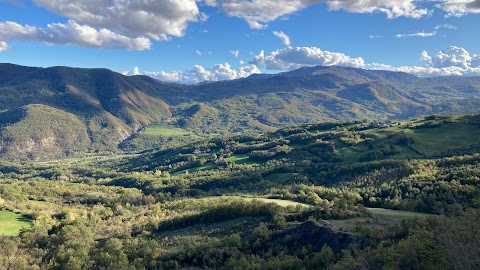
2,63,480,160
1,114,479,269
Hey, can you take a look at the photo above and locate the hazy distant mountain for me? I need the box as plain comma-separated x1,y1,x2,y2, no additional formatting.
1,63,480,160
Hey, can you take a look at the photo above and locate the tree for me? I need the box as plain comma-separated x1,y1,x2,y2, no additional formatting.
0,237,28,270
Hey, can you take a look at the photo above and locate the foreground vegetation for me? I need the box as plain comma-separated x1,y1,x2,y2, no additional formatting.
1,114,480,269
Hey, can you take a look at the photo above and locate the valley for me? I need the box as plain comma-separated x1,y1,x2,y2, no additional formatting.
3,0,480,268
0,64,480,269
2,64,480,160
1,112,480,269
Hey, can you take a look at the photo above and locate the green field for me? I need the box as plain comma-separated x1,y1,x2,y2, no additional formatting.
225,154,255,165
366,207,431,218
327,207,432,233
406,123,480,155
142,123,193,137
175,163,218,175
214,196,312,208
0,210,32,236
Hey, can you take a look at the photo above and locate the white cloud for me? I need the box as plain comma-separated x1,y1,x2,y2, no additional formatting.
395,31,437,38
32,0,202,40
123,46,480,83
132,67,141,75
0,41,9,52
421,50,432,63
435,24,457,30
231,50,239,58
0,0,445,51
199,12,209,22
426,46,480,69
126,62,261,84
369,34,382,39
396,23,456,39
368,46,480,77
204,0,317,29
250,46,365,70
272,31,291,47
0,20,151,50
195,50,203,56
206,0,430,29
326,0,430,19
436,0,480,16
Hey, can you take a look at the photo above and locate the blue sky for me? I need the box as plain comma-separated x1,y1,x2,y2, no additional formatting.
1,0,480,83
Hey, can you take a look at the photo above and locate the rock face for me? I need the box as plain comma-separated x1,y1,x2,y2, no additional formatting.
274,220,356,252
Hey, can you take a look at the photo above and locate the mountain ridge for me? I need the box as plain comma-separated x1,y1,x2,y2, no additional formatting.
2,63,480,160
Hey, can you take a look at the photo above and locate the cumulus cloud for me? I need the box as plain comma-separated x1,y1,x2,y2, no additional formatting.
125,62,261,84
205,0,429,29
424,46,480,69
272,31,291,47
250,46,365,70
326,0,430,19
369,46,480,76
436,0,480,16
0,20,151,50
123,46,480,83
32,0,202,40
204,0,317,29
0,0,443,51
395,31,437,38
0,41,9,52
131,67,141,75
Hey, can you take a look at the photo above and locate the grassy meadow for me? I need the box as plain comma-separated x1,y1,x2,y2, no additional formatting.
0,210,32,236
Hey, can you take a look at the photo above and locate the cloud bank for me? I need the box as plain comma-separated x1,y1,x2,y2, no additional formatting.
124,62,261,84
1,0,477,50
126,46,480,83
370,46,480,77
250,47,365,70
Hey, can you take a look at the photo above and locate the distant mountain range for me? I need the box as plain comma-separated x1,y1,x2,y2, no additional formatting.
1,63,480,160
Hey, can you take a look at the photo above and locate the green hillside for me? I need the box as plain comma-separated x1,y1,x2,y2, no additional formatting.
112,114,480,173
0,64,173,160
3,64,480,160
0,104,91,160
1,114,480,269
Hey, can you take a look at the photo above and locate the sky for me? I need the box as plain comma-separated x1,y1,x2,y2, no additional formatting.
0,0,480,83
